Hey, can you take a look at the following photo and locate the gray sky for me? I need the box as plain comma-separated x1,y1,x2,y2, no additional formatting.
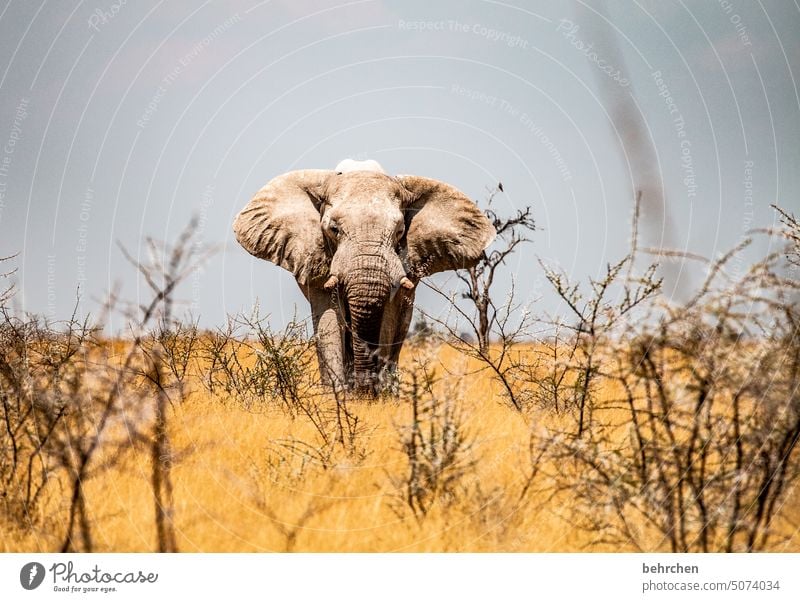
1,0,798,329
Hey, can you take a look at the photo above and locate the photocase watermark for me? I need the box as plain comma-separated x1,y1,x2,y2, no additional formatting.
450,83,505,107
87,0,127,32
76,185,94,293
190,183,215,314
19,562,45,590
47,255,57,319
19,560,158,594
398,19,529,49
556,19,629,87
0,97,30,222
450,83,573,182
137,13,241,129
742,159,754,228
651,70,696,199
716,0,752,47
731,159,755,279
520,112,573,183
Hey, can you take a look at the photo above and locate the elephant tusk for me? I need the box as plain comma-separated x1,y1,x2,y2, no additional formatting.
400,276,415,290
323,275,339,291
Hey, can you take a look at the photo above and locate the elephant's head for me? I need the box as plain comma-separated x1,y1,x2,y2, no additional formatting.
233,160,495,391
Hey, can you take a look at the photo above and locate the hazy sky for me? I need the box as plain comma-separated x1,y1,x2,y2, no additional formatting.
1,0,798,329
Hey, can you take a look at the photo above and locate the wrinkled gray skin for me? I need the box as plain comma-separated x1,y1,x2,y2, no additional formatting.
233,160,495,395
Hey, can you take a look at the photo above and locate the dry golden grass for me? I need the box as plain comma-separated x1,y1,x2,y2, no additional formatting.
3,343,799,553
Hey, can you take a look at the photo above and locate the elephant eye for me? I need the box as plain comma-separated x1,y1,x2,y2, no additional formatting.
328,222,340,238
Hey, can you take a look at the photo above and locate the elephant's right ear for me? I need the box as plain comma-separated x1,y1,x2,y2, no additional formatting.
233,169,334,286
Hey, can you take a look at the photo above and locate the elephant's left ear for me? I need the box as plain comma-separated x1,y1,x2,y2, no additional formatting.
398,176,496,278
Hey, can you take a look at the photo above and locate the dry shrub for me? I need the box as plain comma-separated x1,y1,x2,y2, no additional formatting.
200,311,318,412
391,353,476,521
0,308,95,540
0,222,210,551
527,204,800,551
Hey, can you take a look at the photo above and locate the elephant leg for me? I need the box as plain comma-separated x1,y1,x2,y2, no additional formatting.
303,285,346,391
387,288,416,367
378,288,416,391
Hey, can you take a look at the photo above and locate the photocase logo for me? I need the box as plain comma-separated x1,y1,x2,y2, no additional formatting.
20,562,45,590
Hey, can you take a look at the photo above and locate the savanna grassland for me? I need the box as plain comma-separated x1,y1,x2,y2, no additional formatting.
2,343,592,553
2,328,799,553
2,205,800,553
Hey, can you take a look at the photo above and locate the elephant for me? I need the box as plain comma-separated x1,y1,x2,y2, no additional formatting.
233,159,496,395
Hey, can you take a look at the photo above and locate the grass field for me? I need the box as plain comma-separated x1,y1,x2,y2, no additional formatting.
3,340,798,553
3,209,799,552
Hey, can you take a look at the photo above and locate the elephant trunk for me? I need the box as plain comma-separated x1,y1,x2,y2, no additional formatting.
345,259,393,394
